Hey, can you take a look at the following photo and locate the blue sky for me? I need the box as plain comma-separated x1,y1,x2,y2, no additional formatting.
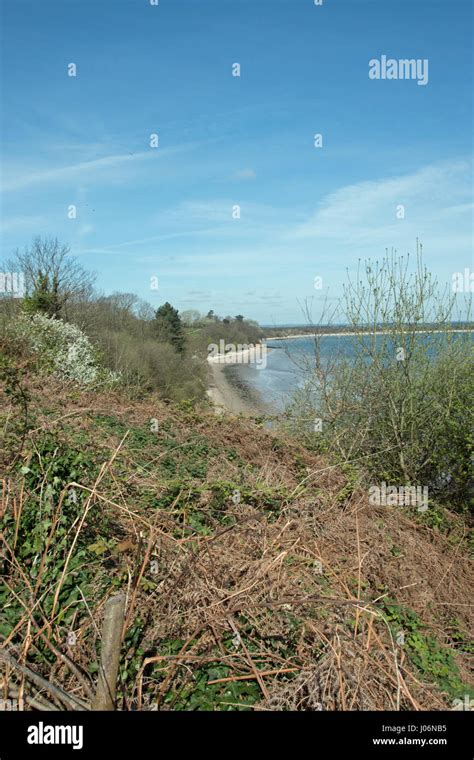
1,0,472,324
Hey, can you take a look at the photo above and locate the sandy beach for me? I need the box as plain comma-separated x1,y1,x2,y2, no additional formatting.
206,361,270,416
206,328,473,415
207,342,269,365
206,341,273,415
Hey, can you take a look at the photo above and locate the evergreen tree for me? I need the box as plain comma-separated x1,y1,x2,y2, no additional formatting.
154,302,185,353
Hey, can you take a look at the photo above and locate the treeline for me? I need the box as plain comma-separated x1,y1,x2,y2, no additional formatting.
0,237,263,402
263,323,474,339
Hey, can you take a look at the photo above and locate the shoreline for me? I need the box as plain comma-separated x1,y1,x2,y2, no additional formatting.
206,328,473,415
207,343,272,365
206,361,270,417
265,328,474,341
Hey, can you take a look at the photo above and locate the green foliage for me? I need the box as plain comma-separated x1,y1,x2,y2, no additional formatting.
23,272,60,317
119,617,147,690
92,329,206,402
336,462,360,505
285,252,473,511
2,263,264,403
0,350,30,469
208,480,285,518
186,314,264,356
381,602,473,700
145,637,260,711
445,618,474,656
147,616,302,711
154,302,185,354
0,434,108,645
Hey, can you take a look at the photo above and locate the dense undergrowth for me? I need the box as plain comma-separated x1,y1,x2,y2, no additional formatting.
1,338,473,711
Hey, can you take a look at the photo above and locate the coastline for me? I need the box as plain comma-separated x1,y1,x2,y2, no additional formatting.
206,328,473,415
266,328,474,341
207,343,271,365
206,361,271,416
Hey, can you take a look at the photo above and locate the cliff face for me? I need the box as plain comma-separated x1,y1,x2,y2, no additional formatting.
1,369,472,711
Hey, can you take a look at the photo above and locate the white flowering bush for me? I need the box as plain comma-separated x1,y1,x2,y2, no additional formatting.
12,314,120,387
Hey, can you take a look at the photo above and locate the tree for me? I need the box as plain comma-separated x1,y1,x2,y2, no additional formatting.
234,314,244,322
105,292,138,314
154,302,185,353
6,236,95,318
136,299,155,322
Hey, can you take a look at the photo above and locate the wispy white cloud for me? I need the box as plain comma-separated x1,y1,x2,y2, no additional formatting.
79,199,297,255
152,199,286,226
2,142,201,192
79,159,472,291
293,160,472,247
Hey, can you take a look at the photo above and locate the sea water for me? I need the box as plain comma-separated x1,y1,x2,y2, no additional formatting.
233,332,472,412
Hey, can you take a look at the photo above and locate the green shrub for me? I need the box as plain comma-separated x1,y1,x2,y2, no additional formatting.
284,252,473,510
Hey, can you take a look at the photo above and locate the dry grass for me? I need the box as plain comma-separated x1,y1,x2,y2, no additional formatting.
1,373,472,711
